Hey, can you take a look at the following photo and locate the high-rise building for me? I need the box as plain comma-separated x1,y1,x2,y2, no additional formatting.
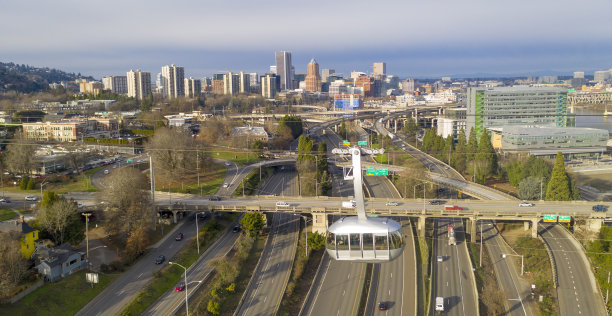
126,70,152,100
249,73,259,86
373,62,386,76
161,64,185,99
275,51,293,90
321,69,335,83
239,72,250,94
184,77,202,98
223,72,240,95
102,76,127,94
466,86,568,135
573,71,585,79
401,79,415,93
261,74,277,99
594,70,611,83
77,80,103,95
305,58,322,92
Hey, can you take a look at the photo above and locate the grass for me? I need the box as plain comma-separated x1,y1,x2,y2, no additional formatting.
0,271,117,315
176,164,226,195
120,214,234,316
0,208,17,221
211,150,260,166
468,241,505,314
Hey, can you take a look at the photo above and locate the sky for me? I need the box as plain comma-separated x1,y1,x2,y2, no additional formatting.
2,0,612,79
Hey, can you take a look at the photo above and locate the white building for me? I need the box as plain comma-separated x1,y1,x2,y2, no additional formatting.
126,70,151,100
184,77,202,98
161,64,185,99
102,76,127,94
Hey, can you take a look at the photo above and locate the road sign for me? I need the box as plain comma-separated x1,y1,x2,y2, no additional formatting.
367,214,379,217
543,215,558,222
126,158,134,163
343,140,350,146
366,167,388,176
559,216,571,223
358,141,368,146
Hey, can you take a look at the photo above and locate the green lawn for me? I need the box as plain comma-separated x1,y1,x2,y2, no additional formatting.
1,271,117,315
212,150,260,166
0,208,17,221
181,164,227,195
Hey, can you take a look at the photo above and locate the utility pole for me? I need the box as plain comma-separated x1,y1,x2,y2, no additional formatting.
540,179,543,201
82,213,91,270
479,220,483,267
606,270,610,304
196,151,200,195
150,156,155,202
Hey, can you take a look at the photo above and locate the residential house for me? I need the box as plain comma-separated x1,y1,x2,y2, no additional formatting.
35,243,88,282
0,217,39,258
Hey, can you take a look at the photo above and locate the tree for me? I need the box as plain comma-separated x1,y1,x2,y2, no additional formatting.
466,127,478,161
518,176,542,200
317,141,328,173
278,115,303,139
36,196,82,245
545,152,571,201
338,118,347,139
452,128,467,173
476,130,498,176
6,134,36,175
0,232,28,296
520,156,551,182
240,212,264,237
208,300,220,315
65,151,86,173
125,226,150,259
307,232,326,250
41,191,61,208
26,177,35,190
505,159,523,187
443,135,454,164
101,168,151,236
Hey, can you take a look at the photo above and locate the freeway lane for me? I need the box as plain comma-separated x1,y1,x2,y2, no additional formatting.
234,167,299,316
538,224,607,316
430,218,478,316
481,221,534,316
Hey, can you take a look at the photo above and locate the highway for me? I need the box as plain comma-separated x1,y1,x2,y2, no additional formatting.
234,167,299,316
481,220,534,316
538,224,607,316
430,218,478,316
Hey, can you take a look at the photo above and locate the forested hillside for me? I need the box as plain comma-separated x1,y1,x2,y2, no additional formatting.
0,62,94,93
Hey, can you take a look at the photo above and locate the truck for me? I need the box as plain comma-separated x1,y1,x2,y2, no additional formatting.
388,132,395,139
435,297,444,314
444,205,463,210
342,200,356,208
448,225,456,245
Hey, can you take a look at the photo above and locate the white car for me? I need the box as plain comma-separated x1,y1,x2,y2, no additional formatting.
437,255,443,262
518,202,534,207
223,183,230,188
25,196,37,201
225,162,231,166
276,201,290,207
385,201,399,206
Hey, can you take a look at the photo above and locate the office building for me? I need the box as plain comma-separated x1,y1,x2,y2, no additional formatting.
466,86,568,135
401,79,415,93
305,59,322,92
497,125,608,156
161,64,185,99
23,118,119,142
126,69,152,100
261,74,277,98
594,70,611,83
239,72,250,94
102,76,127,94
275,51,293,90
537,76,558,84
249,73,259,86
322,69,335,83
373,62,386,76
334,94,361,111
184,77,202,98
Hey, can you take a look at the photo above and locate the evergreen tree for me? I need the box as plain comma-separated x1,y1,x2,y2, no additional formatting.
297,135,307,161
452,128,467,173
545,152,571,201
444,135,454,164
518,176,542,200
317,141,328,173
467,127,478,161
476,130,497,176
338,118,347,139
505,159,523,187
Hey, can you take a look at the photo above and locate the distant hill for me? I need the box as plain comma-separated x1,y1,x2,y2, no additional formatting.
0,61,95,93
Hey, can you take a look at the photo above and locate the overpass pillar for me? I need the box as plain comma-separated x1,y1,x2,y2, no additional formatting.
524,221,530,231
418,216,426,238
586,218,603,235
394,119,397,133
172,210,179,224
311,209,328,235
469,218,477,243
531,218,539,238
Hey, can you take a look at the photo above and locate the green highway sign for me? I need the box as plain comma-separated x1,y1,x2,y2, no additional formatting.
358,141,368,146
126,158,134,163
343,140,350,146
559,216,571,223
367,214,379,217
543,215,558,222
366,167,389,176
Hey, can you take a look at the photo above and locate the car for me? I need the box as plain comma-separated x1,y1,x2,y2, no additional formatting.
104,169,109,175
175,233,184,241
112,165,117,169
0,197,8,203
155,255,165,264
377,302,387,310
223,183,230,188
444,205,463,210
519,202,534,207
174,282,185,292
77,202,85,208
593,204,607,212
437,255,443,262
232,225,241,233
25,196,37,201
276,201,290,207
428,200,444,205
338,181,344,186
385,201,399,206
225,162,231,166
209,196,222,201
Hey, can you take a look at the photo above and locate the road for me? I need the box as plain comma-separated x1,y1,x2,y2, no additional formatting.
234,167,300,316
538,224,607,316
76,217,197,316
481,220,534,316
430,218,478,316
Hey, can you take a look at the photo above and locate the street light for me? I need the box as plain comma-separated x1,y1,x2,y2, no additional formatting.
502,253,524,275
195,212,206,254
301,215,312,257
169,261,189,316
40,179,48,198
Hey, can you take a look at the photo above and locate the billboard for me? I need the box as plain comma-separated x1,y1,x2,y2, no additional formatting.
334,94,361,110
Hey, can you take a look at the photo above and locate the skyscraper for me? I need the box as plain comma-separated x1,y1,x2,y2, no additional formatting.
321,69,335,83
305,58,322,92
261,74,277,98
161,64,185,99
184,77,202,98
275,51,293,90
102,76,127,94
239,72,250,94
223,72,240,95
126,70,152,100
373,62,386,77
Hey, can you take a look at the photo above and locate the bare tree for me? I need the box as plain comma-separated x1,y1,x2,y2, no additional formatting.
100,168,151,236
5,133,36,175
65,150,86,174
37,198,80,245
0,232,28,296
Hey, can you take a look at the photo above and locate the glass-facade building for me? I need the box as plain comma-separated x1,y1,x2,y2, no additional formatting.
467,86,569,135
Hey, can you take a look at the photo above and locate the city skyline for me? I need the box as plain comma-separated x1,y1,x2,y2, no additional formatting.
1,0,612,79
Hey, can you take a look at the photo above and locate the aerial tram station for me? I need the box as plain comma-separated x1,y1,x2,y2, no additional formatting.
326,146,404,262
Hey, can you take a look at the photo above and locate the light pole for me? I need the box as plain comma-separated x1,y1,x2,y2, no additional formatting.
195,212,206,254
169,261,189,316
40,179,48,198
302,216,312,257
502,253,524,275
540,178,544,201
82,213,92,269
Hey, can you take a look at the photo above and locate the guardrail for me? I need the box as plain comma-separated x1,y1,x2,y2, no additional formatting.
538,233,558,288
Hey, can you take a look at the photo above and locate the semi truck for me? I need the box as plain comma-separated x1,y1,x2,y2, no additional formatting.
448,225,456,245
435,297,444,314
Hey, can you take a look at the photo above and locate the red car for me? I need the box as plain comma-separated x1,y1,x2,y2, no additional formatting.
444,205,463,210
175,282,185,292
